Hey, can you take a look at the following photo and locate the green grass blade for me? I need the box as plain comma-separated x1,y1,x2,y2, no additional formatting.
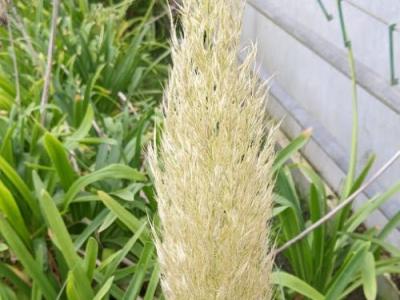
143,263,160,300
65,104,94,150
32,238,48,300
0,155,40,219
63,164,146,209
113,265,137,281
0,181,30,241
130,110,153,168
361,252,377,300
93,271,125,299
77,0,89,14
110,26,150,91
277,167,302,219
0,263,30,296
277,206,310,281
349,154,376,194
102,222,147,279
73,209,109,249
273,129,312,172
377,211,400,241
43,133,78,191
84,65,105,103
122,242,154,300
295,163,328,288
271,271,324,300
66,274,79,300
83,237,98,282
325,243,369,300
93,276,114,300
97,191,150,242
0,281,17,300
32,171,46,199
0,215,57,300
66,269,92,300
338,154,376,231
340,258,400,299
345,182,400,232
309,184,325,287
0,180,30,243
98,211,117,232
0,94,13,111
0,127,15,166
272,205,289,217
40,190,80,266
276,169,312,281
344,232,400,257
39,190,94,298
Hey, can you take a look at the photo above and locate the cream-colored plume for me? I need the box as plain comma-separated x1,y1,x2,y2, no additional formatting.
149,0,276,299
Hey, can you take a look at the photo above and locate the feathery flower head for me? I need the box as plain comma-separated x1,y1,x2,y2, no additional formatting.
150,1,276,299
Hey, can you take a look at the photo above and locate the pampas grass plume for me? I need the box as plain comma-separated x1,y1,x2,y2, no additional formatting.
149,0,276,299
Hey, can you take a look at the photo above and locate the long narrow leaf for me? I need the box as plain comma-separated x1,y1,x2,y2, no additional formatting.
83,237,98,282
122,242,154,300
349,154,376,194
338,154,376,230
0,216,57,300
43,133,78,191
66,269,93,300
340,258,400,298
73,209,109,249
63,164,146,209
102,222,147,280
273,128,312,172
65,104,94,149
271,271,324,300
93,276,114,300
309,184,325,287
325,243,369,300
143,263,160,300
361,252,377,300
40,191,80,266
377,211,400,241
39,190,94,298
0,181,30,243
346,182,400,232
0,155,40,219
97,191,150,242
276,169,312,281
0,263,30,296
0,282,17,300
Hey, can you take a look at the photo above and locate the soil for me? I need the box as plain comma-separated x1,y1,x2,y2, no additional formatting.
347,288,366,300
393,274,400,292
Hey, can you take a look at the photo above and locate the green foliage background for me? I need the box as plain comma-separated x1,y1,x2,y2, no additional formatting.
0,0,169,298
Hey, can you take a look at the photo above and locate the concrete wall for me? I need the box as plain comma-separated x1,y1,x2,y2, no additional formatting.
241,0,400,243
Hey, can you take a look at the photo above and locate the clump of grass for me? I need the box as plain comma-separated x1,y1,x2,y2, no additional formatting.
0,0,168,298
150,0,276,298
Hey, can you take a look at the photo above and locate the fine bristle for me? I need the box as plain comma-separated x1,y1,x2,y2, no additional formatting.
149,1,276,299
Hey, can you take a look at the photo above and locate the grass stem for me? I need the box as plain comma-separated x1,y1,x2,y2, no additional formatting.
40,0,60,125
